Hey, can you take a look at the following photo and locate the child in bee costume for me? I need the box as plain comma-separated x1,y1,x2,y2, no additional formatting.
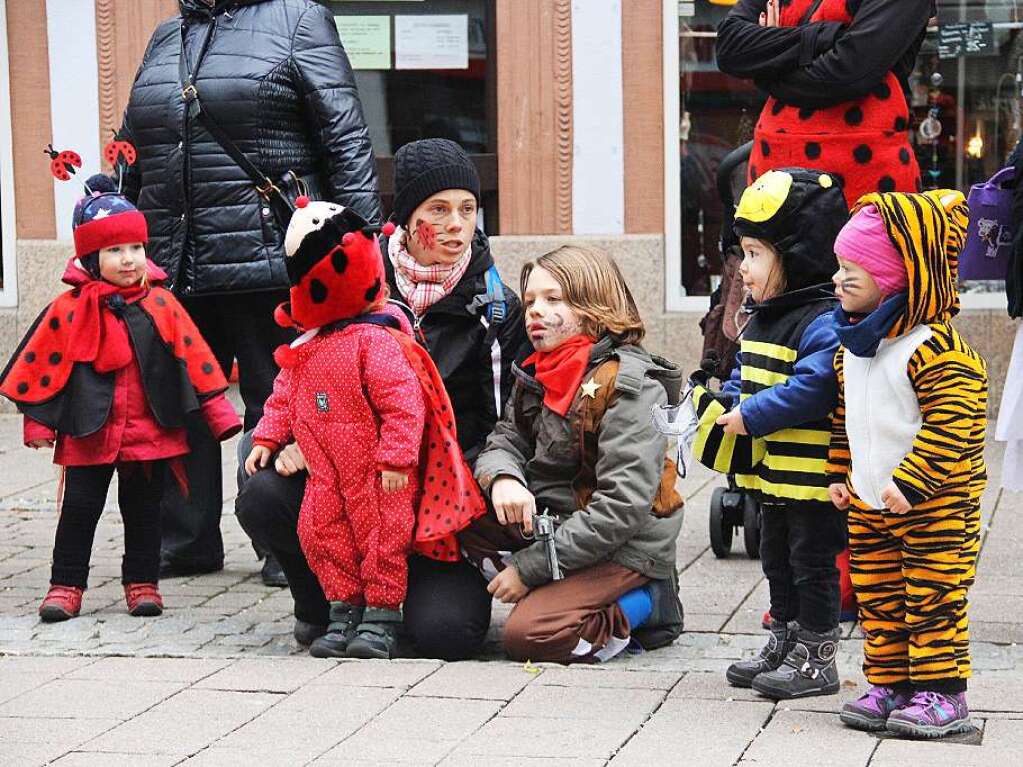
691,168,848,699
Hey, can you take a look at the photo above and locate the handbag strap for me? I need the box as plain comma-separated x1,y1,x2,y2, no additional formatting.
178,18,284,203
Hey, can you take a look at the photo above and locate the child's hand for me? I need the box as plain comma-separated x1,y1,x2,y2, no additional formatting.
491,477,537,534
880,481,911,515
828,482,851,510
716,408,748,436
487,565,530,603
27,438,55,449
381,469,409,492
245,445,272,476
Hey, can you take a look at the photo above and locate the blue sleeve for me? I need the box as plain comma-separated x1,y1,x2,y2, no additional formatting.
739,313,839,437
719,351,743,405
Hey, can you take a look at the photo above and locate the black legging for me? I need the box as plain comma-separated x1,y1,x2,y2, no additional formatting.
51,462,166,589
234,431,493,660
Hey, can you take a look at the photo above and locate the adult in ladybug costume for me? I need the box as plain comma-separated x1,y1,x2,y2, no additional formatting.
244,196,485,659
717,0,933,206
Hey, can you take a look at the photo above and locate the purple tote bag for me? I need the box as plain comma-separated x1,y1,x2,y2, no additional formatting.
961,166,1015,281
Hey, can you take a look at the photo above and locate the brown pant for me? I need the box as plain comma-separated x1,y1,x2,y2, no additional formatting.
460,512,648,663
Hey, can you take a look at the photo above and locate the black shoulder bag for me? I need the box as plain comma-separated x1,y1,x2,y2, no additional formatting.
178,17,322,228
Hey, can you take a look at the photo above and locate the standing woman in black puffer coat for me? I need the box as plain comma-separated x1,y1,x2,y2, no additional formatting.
118,0,381,580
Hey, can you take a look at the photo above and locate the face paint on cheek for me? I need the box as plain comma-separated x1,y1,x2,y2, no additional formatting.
414,218,437,250
536,312,583,349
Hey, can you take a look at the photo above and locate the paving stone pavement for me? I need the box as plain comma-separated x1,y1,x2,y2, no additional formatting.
2,412,1023,766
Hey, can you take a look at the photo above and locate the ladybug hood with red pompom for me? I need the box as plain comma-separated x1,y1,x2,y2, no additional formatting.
277,197,394,331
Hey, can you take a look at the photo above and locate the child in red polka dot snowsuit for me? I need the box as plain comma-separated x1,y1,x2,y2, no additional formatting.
246,197,484,659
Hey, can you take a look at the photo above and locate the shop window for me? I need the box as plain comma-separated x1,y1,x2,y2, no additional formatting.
677,1,765,298
320,1,497,231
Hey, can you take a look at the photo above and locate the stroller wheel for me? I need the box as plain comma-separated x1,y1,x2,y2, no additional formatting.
742,493,761,559
709,487,733,558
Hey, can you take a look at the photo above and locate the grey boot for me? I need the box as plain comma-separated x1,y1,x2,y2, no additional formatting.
346,607,403,660
751,624,841,700
309,602,364,658
726,620,794,688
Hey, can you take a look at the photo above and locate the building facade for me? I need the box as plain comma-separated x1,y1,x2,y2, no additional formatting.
0,0,1017,410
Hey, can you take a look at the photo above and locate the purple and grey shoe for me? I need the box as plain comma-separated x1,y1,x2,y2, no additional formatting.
886,691,972,739
840,686,912,732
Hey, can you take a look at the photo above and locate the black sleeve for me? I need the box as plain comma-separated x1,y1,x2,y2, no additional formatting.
759,0,932,108
715,0,844,81
117,33,159,205
291,3,382,224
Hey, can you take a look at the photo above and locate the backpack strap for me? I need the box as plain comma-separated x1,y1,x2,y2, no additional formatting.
571,359,683,519
484,265,506,325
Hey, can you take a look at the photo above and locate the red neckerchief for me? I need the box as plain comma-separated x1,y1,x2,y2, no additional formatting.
69,281,146,373
523,335,595,417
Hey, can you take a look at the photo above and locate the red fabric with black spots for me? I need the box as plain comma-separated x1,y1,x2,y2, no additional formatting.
0,259,227,406
284,232,385,332
749,0,921,207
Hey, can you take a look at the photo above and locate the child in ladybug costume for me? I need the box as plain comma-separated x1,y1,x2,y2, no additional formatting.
0,175,241,622
244,196,485,660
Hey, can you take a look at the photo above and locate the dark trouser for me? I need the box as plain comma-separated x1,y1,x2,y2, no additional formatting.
51,463,166,589
160,291,292,569
760,500,848,634
233,431,492,660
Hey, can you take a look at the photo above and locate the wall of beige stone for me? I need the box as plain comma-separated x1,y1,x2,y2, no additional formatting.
1,236,1017,418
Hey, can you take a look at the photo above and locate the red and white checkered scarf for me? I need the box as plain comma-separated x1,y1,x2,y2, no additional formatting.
388,226,473,317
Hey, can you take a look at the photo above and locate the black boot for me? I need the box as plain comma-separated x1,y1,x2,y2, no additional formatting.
293,619,328,647
726,619,795,688
260,554,288,588
751,624,841,700
309,602,364,658
346,607,403,659
632,570,685,650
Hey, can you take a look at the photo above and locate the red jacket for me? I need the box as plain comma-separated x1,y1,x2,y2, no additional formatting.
11,258,240,466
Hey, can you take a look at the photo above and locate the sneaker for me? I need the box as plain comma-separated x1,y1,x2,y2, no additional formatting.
124,583,164,617
840,685,912,732
346,607,403,660
39,585,84,622
886,691,973,739
751,624,841,700
309,602,364,658
726,620,794,688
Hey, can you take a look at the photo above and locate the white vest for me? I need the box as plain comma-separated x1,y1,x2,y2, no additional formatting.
841,325,931,509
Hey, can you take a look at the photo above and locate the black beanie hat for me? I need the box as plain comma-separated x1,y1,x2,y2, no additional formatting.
391,139,480,227
733,167,848,291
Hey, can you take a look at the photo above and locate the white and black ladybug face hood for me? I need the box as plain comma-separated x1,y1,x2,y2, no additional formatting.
276,197,392,331
734,168,849,292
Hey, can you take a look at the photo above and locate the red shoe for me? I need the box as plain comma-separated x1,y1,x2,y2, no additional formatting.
124,582,164,617
39,585,84,622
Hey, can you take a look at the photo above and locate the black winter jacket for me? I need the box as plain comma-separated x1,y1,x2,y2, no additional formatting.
384,231,531,466
120,0,381,297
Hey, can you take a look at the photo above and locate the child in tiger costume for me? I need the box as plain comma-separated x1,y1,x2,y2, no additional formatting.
829,190,986,739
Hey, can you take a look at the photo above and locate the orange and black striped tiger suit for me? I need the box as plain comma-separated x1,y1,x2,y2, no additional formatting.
828,190,987,694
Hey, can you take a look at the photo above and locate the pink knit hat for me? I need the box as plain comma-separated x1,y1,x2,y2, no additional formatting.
834,205,908,297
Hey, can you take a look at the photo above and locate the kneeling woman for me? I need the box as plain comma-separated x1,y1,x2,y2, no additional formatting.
464,245,685,663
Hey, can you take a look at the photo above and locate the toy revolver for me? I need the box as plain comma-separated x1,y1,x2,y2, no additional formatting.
532,508,563,581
